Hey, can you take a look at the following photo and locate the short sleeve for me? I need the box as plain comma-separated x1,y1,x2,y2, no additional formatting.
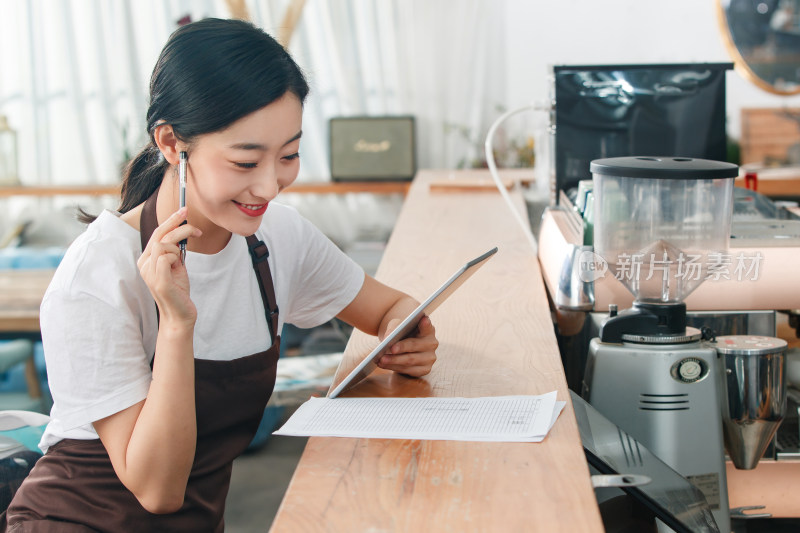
41,288,153,431
268,208,364,329
39,213,156,432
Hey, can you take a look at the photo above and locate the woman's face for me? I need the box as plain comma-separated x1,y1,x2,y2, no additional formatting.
185,92,303,238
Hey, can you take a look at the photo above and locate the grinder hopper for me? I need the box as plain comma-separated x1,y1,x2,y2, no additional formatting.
591,156,735,305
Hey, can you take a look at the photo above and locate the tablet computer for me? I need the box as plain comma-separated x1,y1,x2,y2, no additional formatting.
327,247,498,399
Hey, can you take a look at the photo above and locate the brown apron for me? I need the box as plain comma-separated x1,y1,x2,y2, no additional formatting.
4,191,281,532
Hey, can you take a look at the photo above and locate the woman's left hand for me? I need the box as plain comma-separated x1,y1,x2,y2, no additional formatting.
376,316,438,377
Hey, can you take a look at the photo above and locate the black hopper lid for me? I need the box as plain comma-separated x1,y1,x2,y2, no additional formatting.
590,156,739,180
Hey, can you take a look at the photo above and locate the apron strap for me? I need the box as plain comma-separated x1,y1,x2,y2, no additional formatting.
138,189,279,341
140,189,161,325
245,236,280,342
140,188,159,253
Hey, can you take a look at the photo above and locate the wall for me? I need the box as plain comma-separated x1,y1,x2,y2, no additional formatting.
502,0,800,142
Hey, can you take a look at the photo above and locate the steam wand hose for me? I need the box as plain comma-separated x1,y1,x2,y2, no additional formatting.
483,103,544,252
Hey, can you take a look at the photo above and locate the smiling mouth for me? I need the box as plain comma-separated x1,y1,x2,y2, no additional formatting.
237,202,265,210
234,201,268,216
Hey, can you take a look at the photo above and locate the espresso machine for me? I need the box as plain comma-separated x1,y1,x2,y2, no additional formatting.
581,156,788,532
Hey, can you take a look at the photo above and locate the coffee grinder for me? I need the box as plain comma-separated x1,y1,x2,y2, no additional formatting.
582,157,787,532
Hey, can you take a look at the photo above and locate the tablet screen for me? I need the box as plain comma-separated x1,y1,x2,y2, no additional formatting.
327,247,498,398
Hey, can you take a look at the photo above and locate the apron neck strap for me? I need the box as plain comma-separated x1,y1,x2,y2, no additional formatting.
246,236,280,342
140,188,159,253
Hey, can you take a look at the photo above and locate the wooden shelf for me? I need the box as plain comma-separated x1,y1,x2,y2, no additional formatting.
285,181,410,194
0,181,410,197
0,185,121,197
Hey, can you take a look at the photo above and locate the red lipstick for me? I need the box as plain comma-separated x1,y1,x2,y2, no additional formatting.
234,201,268,217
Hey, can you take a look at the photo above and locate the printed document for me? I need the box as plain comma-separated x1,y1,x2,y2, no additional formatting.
274,391,565,442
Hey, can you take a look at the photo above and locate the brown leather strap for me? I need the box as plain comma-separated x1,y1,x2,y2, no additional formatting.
140,190,161,325
140,188,159,253
246,236,280,342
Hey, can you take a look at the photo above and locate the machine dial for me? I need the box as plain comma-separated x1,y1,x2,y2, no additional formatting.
672,357,707,383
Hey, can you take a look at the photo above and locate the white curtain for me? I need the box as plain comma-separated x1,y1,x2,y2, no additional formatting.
1,0,508,185
0,0,235,186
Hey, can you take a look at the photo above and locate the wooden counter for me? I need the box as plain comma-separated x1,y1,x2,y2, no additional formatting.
270,170,604,532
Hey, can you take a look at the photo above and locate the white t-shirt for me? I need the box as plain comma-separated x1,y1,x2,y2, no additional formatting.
39,202,364,452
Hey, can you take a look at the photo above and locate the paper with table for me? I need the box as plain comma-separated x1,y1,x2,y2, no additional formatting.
273,391,566,442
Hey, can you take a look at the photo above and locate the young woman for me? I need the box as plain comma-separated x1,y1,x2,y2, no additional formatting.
3,18,437,531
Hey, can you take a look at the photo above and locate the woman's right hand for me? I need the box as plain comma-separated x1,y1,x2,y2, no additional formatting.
137,207,201,326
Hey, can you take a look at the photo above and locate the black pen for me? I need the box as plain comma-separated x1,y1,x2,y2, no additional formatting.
179,151,187,264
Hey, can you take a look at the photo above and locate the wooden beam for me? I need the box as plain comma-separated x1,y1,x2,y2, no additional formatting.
224,0,251,21
277,0,307,47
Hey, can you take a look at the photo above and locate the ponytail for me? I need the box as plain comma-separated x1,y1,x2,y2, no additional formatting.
118,143,169,214
76,143,168,224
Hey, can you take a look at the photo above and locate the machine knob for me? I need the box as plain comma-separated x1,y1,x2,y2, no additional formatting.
673,357,706,383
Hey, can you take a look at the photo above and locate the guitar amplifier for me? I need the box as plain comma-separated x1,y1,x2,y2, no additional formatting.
329,116,416,181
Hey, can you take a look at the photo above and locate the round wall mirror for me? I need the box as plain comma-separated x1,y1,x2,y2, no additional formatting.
717,0,800,95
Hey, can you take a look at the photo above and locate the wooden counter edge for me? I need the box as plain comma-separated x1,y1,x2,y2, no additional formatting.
727,459,800,517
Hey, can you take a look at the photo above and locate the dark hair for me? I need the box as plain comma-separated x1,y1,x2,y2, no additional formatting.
79,18,308,223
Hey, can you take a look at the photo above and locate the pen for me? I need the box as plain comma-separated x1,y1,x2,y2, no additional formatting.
179,151,187,264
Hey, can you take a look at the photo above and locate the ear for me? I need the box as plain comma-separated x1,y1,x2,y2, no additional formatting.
153,124,188,165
